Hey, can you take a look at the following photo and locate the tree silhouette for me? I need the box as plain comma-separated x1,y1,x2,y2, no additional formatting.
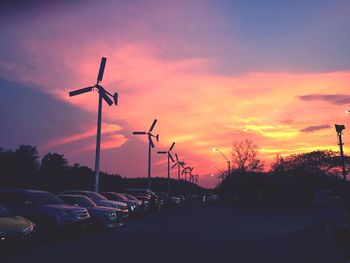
231,139,263,174
271,150,341,176
40,152,68,176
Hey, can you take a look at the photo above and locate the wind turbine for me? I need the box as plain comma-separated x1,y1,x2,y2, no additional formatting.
171,153,185,195
68,57,118,193
133,119,159,190
182,166,194,197
157,142,175,195
182,166,193,182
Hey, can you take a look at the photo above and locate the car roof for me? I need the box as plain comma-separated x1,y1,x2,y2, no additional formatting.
61,190,92,194
58,194,90,199
0,188,49,194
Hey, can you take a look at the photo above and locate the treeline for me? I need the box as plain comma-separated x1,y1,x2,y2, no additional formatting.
216,150,349,207
0,145,204,195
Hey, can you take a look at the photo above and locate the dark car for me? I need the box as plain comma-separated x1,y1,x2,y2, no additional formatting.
0,206,35,245
101,192,141,215
0,189,90,234
61,190,128,219
57,195,122,229
125,189,162,211
121,194,149,213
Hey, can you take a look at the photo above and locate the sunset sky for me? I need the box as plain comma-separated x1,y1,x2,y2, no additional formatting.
1,0,350,188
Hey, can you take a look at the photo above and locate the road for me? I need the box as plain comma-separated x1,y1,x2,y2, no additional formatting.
3,202,347,263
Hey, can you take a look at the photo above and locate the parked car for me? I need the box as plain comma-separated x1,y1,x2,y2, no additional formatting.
203,194,220,204
121,194,149,213
178,195,186,202
0,206,35,245
60,190,128,219
156,192,180,208
0,189,90,234
57,195,122,229
125,189,161,210
170,196,182,206
101,192,141,215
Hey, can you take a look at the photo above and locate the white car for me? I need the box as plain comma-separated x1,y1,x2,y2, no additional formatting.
61,190,129,218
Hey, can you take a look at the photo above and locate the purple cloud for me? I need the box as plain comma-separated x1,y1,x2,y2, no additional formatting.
300,124,331,133
297,94,350,105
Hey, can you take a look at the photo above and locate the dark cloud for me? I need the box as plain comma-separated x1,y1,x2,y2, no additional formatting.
300,124,331,133
297,94,350,105
0,77,94,150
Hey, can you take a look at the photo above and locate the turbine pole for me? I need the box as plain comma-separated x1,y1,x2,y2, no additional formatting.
167,153,170,195
184,170,187,198
148,134,152,190
178,163,180,195
94,92,103,192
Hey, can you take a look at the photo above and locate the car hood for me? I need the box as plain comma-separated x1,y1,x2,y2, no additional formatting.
0,216,34,232
88,206,116,213
44,204,86,212
99,200,127,207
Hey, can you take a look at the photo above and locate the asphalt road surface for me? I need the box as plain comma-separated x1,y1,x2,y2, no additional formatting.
3,202,347,263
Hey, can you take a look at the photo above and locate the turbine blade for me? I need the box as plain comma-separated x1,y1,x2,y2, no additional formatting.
182,169,185,175
149,119,157,132
97,57,107,82
100,89,113,106
133,131,146,135
69,86,93,97
169,153,175,163
169,142,175,151
171,163,177,169
157,151,167,154
113,92,118,106
175,153,179,161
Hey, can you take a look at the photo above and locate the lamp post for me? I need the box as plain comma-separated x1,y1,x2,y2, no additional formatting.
335,124,346,181
213,147,231,176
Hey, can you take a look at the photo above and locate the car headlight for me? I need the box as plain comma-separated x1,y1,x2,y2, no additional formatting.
106,211,116,217
0,231,6,241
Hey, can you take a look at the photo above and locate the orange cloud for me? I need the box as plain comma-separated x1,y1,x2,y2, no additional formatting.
43,122,126,151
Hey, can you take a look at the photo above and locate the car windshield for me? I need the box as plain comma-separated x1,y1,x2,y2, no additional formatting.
123,194,138,201
116,194,128,201
76,196,96,207
31,192,64,205
88,192,107,201
0,206,13,217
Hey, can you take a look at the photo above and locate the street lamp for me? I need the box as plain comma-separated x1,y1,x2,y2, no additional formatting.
335,124,346,181
212,147,231,175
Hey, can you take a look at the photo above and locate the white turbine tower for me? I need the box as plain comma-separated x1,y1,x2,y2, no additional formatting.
157,142,175,195
133,119,159,190
68,57,118,192
172,153,185,195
